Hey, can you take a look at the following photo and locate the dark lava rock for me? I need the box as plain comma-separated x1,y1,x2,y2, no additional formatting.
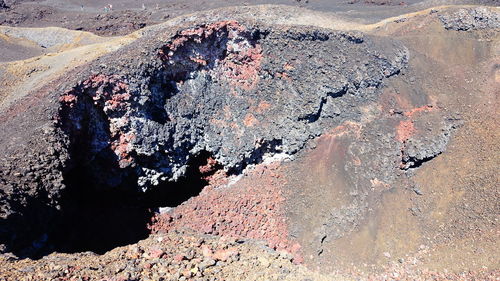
400,117,461,170
0,20,409,254
0,0,8,10
439,7,500,31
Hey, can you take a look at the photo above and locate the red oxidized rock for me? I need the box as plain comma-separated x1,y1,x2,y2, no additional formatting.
59,74,135,167
396,119,415,143
201,245,213,257
148,248,165,259
150,162,302,262
160,21,263,91
173,254,185,262
212,247,238,261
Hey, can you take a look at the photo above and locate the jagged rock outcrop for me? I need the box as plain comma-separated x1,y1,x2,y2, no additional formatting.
58,22,408,190
0,20,409,254
439,7,500,31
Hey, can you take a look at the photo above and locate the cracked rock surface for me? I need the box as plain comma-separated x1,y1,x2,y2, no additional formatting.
59,22,408,190
1,20,409,253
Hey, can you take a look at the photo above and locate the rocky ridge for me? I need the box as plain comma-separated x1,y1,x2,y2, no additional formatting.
0,20,409,254
439,7,500,31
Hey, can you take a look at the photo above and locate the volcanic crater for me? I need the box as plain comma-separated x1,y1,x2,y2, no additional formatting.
0,3,498,280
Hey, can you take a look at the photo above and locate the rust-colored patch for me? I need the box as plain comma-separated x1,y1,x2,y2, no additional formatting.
211,247,239,262
204,169,229,187
161,21,247,54
394,105,434,143
59,94,78,106
243,113,258,127
352,156,362,166
113,132,135,168
275,72,291,80
199,157,219,174
396,119,415,143
222,43,263,90
255,101,271,113
323,121,362,139
404,105,433,117
150,162,302,261
159,21,263,91
283,63,295,71
370,178,391,191
189,56,208,66
106,91,131,111
59,74,134,166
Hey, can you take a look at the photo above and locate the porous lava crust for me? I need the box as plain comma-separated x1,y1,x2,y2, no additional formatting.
58,21,409,191
0,20,411,254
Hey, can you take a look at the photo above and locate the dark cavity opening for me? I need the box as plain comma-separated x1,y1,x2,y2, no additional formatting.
15,151,220,258
141,151,222,208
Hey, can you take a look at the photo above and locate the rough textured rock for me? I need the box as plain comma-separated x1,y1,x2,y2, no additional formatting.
151,161,300,259
58,22,409,191
0,0,8,10
0,20,408,253
1,229,498,281
439,7,500,31
400,116,461,170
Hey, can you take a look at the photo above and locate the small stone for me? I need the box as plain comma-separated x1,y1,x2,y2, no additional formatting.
201,245,213,257
413,187,423,195
190,266,199,275
212,248,238,262
182,269,192,278
174,254,185,262
199,259,216,271
148,248,164,259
